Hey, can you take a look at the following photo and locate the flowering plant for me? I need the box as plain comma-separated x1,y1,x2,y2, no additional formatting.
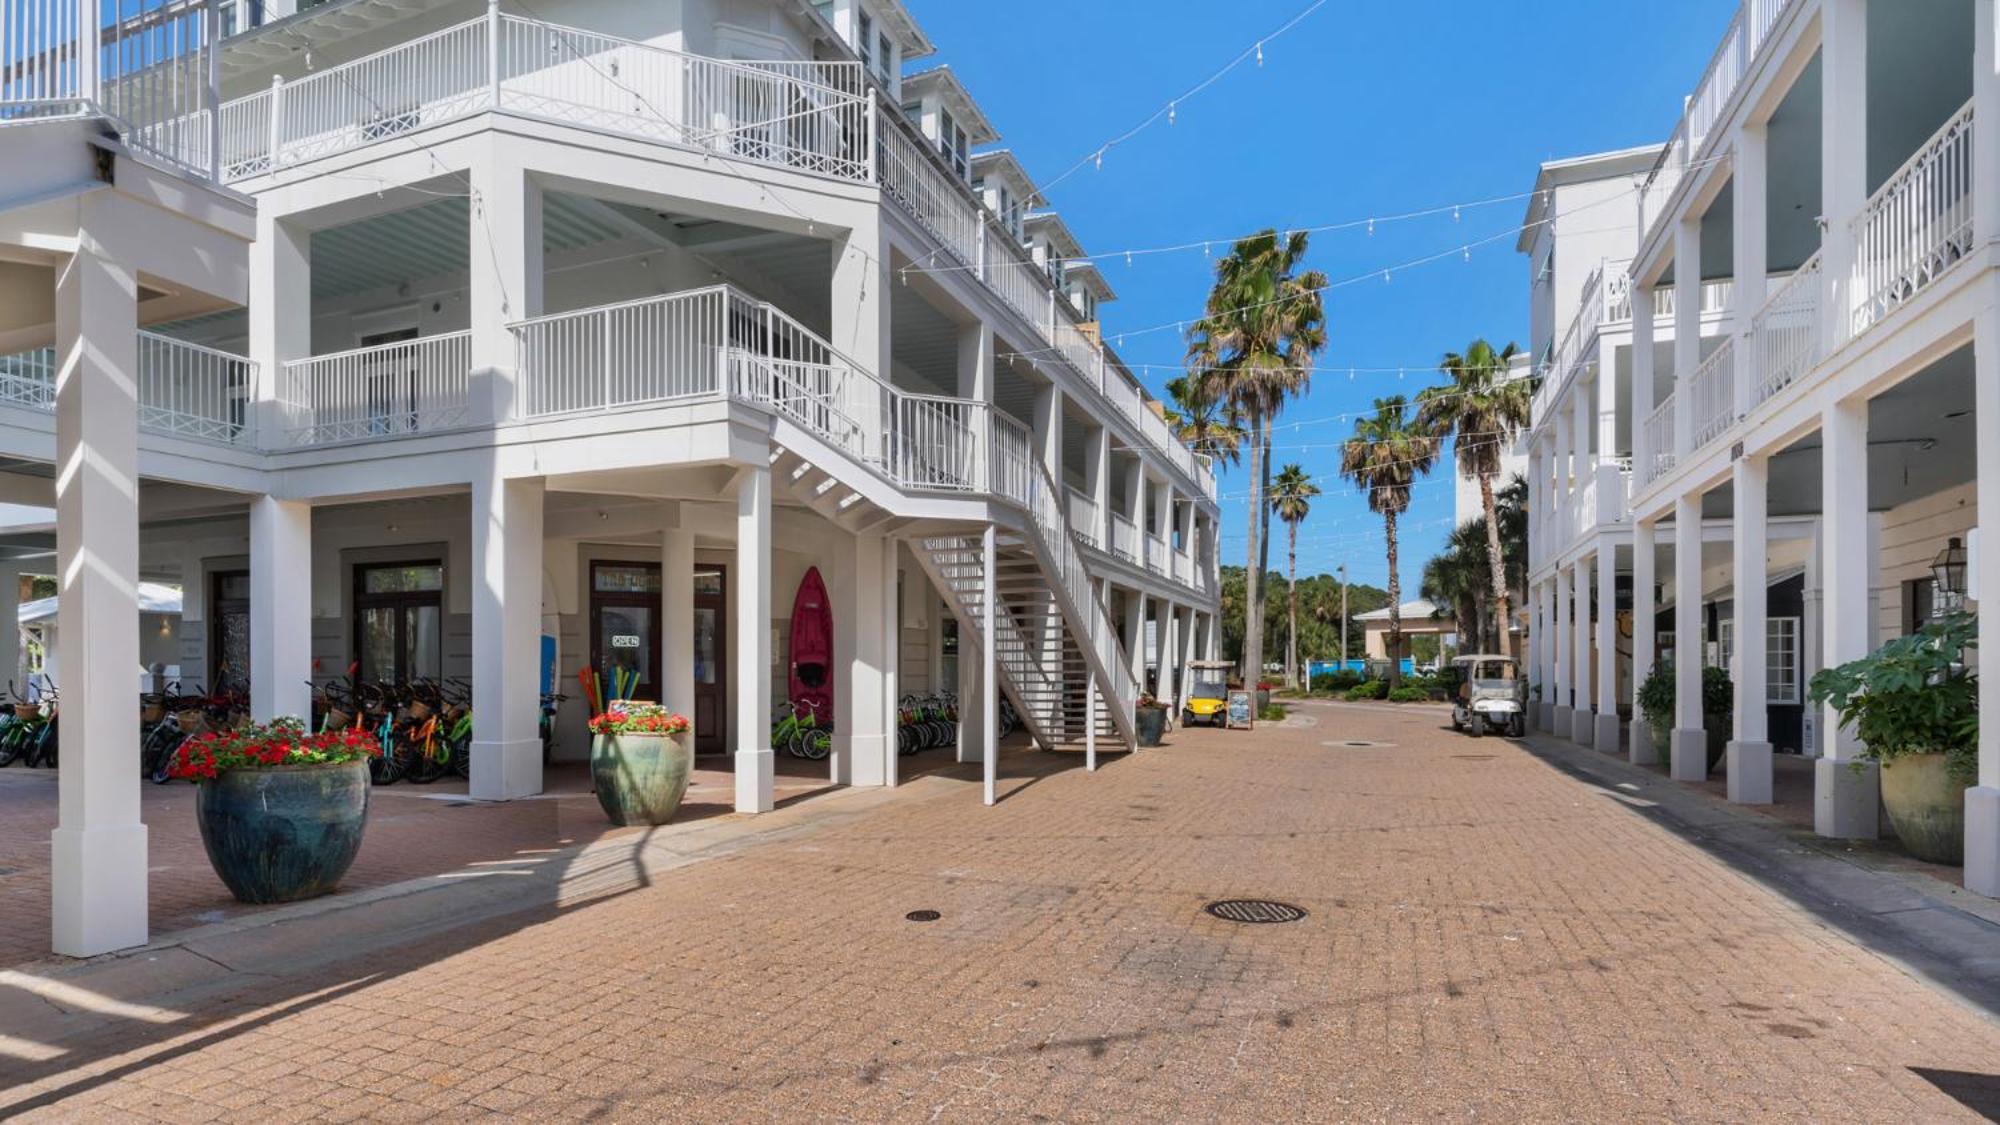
1136,694,1165,711
167,718,381,781
589,704,693,736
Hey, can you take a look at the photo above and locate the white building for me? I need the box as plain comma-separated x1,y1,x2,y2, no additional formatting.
1523,0,1999,899
0,0,1222,957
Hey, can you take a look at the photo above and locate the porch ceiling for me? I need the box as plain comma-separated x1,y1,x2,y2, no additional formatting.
309,194,633,301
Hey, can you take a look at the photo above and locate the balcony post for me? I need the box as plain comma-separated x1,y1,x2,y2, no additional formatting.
1815,396,1878,837
487,0,502,107
75,0,99,106
1086,422,1111,550
1968,306,2000,895
1669,493,1706,781
1573,371,1592,527
1672,217,1700,460
1594,536,1619,753
1552,562,1570,734
469,472,545,801
248,214,310,444
249,496,312,723
1822,0,1867,346
1631,279,1655,480
467,150,543,425
1629,518,1656,765
268,75,284,169
1976,0,2000,245
206,1,221,181
1570,554,1591,744
1728,452,1773,803
1734,123,1769,421
734,465,775,813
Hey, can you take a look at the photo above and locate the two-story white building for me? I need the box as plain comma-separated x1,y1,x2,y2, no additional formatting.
0,0,1223,957
1523,0,2000,899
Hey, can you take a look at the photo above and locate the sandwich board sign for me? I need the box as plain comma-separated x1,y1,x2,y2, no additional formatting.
1226,689,1255,730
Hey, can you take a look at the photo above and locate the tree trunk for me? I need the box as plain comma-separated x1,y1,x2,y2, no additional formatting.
1242,414,1264,688
1480,471,1514,661
1385,508,1402,691
1286,521,1299,689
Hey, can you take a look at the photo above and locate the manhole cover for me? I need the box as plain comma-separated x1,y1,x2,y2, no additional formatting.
905,909,941,922
1323,740,1392,749
1204,899,1308,924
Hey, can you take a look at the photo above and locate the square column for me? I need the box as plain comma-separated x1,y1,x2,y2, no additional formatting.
1631,280,1656,477
1968,304,2000,894
662,523,695,719
1670,495,1708,781
1816,398,1877,836
735,466,775,813
1571,556,1591,745
1526,581,1542,725
1122,588,1147,696
1154,599,1178,706
956,627,988,764
833,532,895,787
1822,0,1867,350
1630,519,1657,765
1594,538,1621,754
470,473,544,800
834,222,892,381
1032,381,1064,483
981,525,998,806
1177,603,1198,716
0,561,17,693
248,214,309,438
1728,454,1774,804
50,243,147,958
1733,124,1771,374
1552,570,1572,735
467,151,543,423
1672,218,1701,459
1086,423,1111,550
249,497,312,722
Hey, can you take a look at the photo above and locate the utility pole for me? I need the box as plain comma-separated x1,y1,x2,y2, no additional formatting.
1338,564,1349,671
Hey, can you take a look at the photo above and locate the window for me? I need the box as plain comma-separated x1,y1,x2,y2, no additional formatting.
354,562,444,684
938,111,969,180
1767,617,1801,704
1904,577,1938,635
876,31,893,82
857,11,874,69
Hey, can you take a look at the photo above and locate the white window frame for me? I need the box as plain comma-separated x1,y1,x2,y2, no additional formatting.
1766,616,1801,705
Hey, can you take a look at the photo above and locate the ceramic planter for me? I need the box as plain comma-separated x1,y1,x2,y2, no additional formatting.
195,760,370,904
1879,752,1966,865
591,730,693,826
1254,690,1272,713
1134,706,1168,747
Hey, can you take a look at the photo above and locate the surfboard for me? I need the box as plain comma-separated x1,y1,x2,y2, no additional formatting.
789,566,834,728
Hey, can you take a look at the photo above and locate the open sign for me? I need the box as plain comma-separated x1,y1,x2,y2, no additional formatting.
610,634,642,649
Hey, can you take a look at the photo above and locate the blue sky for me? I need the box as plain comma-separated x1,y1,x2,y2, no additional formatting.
907,0,1736,589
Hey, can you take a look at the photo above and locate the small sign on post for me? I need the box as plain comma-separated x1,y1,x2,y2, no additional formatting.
1226,690,1255,730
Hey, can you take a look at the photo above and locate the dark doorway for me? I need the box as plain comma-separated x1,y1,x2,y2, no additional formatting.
209,570,250,692
353,561,444,684
693,565,726,756
587,561,728,756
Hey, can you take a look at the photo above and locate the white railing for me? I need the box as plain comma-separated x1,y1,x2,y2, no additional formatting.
1642,393,1678,485
1051,315,1104,391
278,331,472,445
1146,534,1166,574
218,12,868,186
892,394,984,492
877,113,981,265
1109,511,1138,562
2,0,222,178
0,345,54,410
1066,486,1099,548
1574,473,1599,539
1850,99,1975,337
1751,252,1821,406
514,287,730,416
1687,336,1736,451
1173,550,1192,586
137,331,256,444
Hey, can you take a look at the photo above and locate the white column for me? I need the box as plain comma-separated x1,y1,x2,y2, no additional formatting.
247,214,309,438
249,496,312,722
1670,494,1707,781
50,239,147,957
469,473,544,801
1816,398,1877,836
956,627,987,764
1968,303,2000,895
467,152,543,424
1033,381,1064,482
1571,555,1591,744
1630,519,1657,765
1525,578,1542,724
1632,281,1656,480
1086,424,1111,549
1822,0,1868,353
1123,588,1147,697
1554,412,1573,533
1552,567,1571,733
1528,443,1545,566
1672,218,1701,460
1594,537,1620,753
1177,603,1198,716
1154,599,1177,705
662,523,695,720
833,532,894,787
0,562,16,693
735,466,774,813
1733,125,1771,418
981,524,998,806
1573,376,1593,493
1977,0,2000,248
834,223,892,379
1728,454,1773,803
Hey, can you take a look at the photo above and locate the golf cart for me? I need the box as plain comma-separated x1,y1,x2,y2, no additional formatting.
1449,654,1527,738
1184,660,1233,727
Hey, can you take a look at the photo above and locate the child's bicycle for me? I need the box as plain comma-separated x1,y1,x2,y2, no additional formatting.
772,700,832,760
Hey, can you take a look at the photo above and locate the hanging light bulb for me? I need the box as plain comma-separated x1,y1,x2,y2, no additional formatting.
1168,101,1177,126
1462,245,1471,262
1256,41,1264,66
1094,149,1104,171
1452,205,1461,222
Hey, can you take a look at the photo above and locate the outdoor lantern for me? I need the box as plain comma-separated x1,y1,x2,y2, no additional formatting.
1932,537,1968,605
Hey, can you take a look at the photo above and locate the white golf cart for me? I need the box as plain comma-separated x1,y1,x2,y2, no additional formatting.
1448,654,1527,738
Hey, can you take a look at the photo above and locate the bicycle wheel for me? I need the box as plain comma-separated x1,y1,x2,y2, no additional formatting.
403,745,446,784
0,727,24,768
800,727,831,761
28,720,56,769
145,727,185,785
452,733,474,779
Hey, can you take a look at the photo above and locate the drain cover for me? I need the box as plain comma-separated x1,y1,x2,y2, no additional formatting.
1323,740,1393,749
1205,899,1308,924
905,909,941,922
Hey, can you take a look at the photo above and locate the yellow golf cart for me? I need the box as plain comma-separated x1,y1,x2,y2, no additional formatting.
1184,660,1233,727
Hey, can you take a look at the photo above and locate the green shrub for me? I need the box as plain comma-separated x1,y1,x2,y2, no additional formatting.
1637,663,1733,731
1311,670,1363,693
1258,704,1288,722
1345,680,1387,701
1808,611,1978,784
1387,685,1430,703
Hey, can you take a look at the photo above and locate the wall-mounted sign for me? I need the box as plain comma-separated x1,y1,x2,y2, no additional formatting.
610,634,641,649
1226,690,1255,730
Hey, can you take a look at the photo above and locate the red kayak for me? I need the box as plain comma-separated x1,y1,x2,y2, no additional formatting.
789,567,834,728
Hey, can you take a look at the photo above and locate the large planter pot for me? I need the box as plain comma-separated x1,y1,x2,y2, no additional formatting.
195,760,369,904
1134,707,1168,747
1254,690,1272,713
592,730,693,826
1705,722,1729,774
1879,752,1966,865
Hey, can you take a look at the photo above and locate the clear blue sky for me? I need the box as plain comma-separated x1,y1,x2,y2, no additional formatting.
907,0,1735,590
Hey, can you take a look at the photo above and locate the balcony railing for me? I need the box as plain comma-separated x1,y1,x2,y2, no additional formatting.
216,12,869,185
1109,511,1138,562
0,331,257,445
1642,393,1677,486
1066,486,1100,549
277,331,472,445
1687,336,1736,451
1,0,222,179
1851,99,1975,337
1751,251,1821,407
513,287,732,416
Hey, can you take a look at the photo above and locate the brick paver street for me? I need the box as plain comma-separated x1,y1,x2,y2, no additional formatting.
5,701,2000,1120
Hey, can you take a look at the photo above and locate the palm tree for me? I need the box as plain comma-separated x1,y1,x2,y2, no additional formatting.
1269,464,1320,688
1163,374,1248,469
1416,339,1529,660
1340,396,1440,689
1421,523,1488,654
1186,230,1328,685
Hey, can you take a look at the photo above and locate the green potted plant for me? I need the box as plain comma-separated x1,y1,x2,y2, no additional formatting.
167,719,380,904
589,704,695,826
1636,664,1732,772
1134,694,1168,747
1808,612,1977,864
